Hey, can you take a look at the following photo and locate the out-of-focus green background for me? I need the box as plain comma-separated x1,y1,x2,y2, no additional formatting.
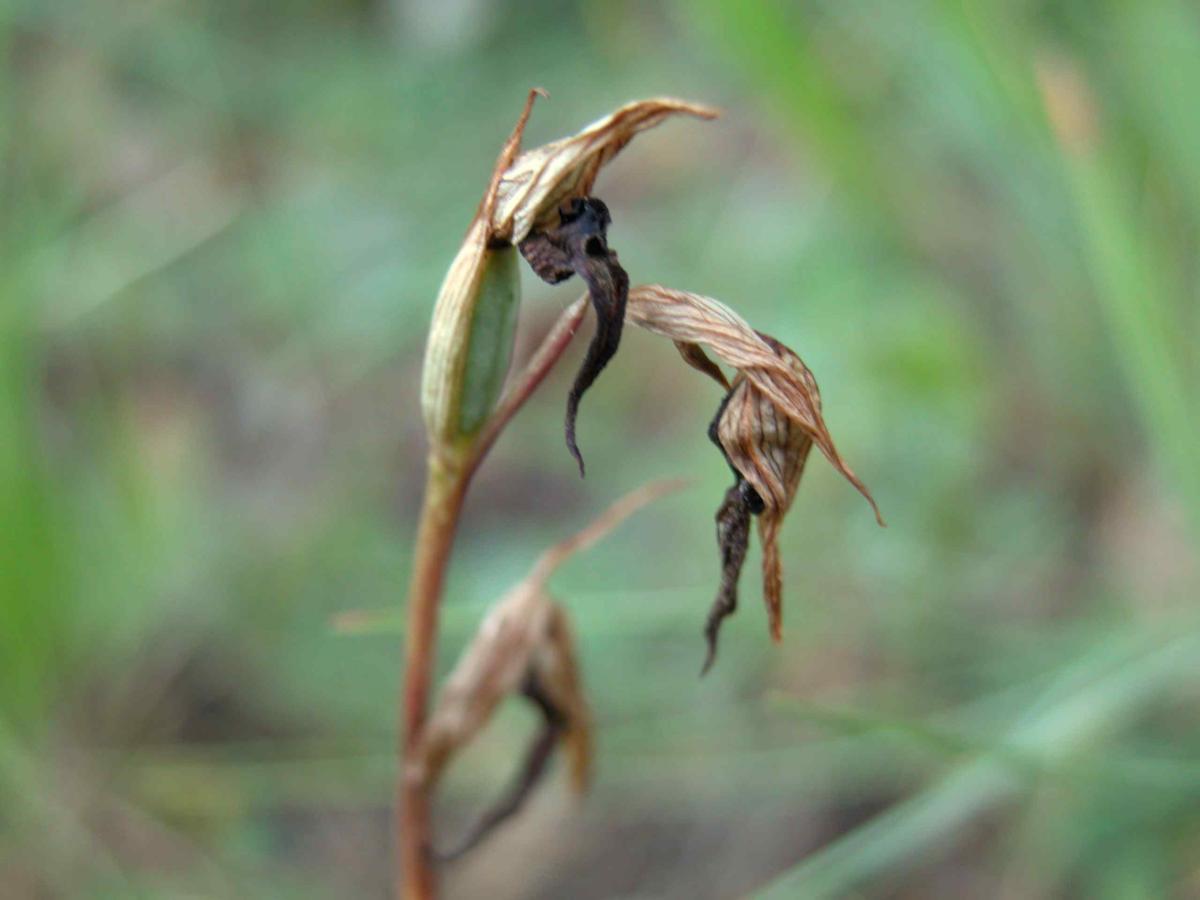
4,1,1200,897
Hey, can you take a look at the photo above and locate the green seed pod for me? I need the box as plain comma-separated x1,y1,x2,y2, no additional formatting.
455,245,520,435
420,223,520,448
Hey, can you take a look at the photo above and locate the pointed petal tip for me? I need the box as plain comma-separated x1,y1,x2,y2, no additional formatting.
638,97,722,120
865,495,886,527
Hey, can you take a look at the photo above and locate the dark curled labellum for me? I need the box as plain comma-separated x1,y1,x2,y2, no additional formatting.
436,673,566,863
702,393,765,675
519,197,629,476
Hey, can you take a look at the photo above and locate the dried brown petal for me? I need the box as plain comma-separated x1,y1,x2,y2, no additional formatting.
492,98,720,245
532,604,592,792
676,341,730,390
716,374,814,644
416,582,554,788
627,285,883,525
624,285,880,667
415,480,683,856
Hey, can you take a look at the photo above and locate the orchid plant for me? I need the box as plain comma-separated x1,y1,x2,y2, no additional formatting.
398,91,882,899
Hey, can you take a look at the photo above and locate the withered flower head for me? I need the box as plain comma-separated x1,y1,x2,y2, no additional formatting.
414,479,684,859
420,91,717,459
625,285,885,672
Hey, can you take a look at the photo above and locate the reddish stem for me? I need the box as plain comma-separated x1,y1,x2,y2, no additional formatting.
398,298,587,899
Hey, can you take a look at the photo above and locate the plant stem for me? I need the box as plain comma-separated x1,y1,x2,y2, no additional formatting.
398,299,587,899
399,451,465,900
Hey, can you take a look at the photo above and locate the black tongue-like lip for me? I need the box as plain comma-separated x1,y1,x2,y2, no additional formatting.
516,196,629,478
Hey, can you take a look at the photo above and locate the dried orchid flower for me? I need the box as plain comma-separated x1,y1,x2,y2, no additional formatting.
624,285,885,672
414,479,685,859
419,90,717,465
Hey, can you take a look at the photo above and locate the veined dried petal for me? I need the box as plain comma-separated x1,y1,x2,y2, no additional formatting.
627,285,883,524
492,99,720,245
717,373,814,643
624,285,882,669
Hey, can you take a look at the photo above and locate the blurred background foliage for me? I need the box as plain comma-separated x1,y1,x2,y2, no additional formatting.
3,0,1200,897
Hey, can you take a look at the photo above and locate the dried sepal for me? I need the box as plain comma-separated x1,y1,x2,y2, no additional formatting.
492,98,720,245
627,285,882,523
433,597,587,863
716,372,815,647
624,285,881,669
415,479,683,857
415,582,558,790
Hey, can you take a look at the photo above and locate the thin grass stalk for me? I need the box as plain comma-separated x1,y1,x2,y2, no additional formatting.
755,623,1200,898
